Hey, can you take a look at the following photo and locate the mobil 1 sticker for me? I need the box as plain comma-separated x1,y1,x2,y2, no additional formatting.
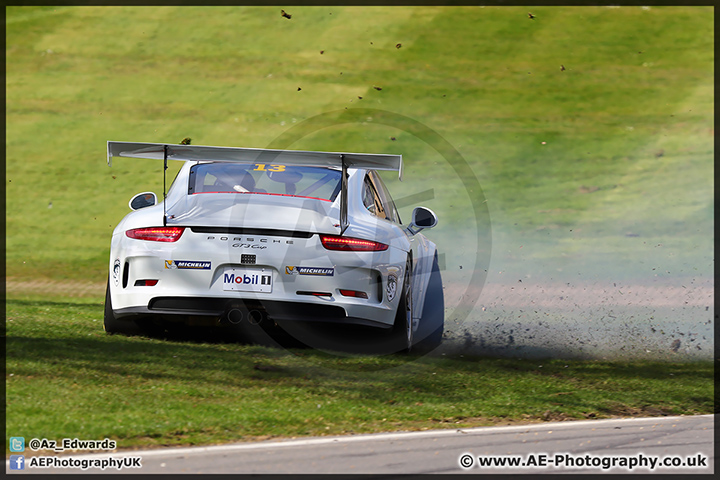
223,267,272,293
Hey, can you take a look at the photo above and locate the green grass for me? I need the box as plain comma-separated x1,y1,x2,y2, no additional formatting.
5,6,713,284
5,297,714,452
5,6,714,453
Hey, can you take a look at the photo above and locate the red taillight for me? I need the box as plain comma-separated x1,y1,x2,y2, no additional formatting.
340,289,368,299
126,227,185,242
297,291,333,297
320,235,388,251
134,279,159,286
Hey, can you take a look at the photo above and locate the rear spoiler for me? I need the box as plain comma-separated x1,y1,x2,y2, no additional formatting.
107,141,403,233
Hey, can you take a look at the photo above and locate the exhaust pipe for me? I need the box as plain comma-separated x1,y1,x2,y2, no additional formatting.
248,310,265,325
226,308,244,325
219,306,266,326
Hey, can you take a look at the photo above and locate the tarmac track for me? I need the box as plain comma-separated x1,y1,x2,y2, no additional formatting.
6,414,714,474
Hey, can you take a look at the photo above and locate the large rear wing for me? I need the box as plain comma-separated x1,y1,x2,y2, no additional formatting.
107,141,403,233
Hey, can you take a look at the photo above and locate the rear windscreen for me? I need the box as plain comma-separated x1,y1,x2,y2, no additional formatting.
188,163,342,201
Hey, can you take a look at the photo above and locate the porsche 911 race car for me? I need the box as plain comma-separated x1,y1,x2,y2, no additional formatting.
104,142,443,353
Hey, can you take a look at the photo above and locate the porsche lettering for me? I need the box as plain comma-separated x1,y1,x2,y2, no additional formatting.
206,236,293,245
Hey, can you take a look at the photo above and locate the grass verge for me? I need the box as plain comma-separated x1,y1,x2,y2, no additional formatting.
5,296,714,453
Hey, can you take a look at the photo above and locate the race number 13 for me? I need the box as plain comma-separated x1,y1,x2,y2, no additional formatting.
253,164,286,172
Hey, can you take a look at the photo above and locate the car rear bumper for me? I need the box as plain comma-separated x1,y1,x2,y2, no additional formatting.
109,219,410,330
113,296,392,328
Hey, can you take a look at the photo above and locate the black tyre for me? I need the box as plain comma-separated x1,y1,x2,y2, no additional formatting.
390,258,414,354
103,279,141,335
414,253,444,353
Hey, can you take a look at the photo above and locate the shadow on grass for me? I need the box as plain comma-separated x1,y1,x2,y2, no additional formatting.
7,333,713,398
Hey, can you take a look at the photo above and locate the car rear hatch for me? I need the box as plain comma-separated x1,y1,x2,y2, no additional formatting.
165,192,340,234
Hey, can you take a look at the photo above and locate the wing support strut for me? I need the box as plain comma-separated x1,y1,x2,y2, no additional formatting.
340,154,348,235
163,144,168,227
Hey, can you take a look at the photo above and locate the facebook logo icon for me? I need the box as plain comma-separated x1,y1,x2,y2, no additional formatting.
9,455,25,470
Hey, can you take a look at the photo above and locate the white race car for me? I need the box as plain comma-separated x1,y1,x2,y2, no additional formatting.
105,142,443,353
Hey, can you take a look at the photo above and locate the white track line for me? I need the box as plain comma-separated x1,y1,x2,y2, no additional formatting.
7,414,711,463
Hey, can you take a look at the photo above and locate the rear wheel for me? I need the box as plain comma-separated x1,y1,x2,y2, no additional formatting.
103,279,141,335
390,258,413,354
414,253,444,353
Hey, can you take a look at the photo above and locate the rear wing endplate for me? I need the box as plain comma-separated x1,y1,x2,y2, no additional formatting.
107,141,403,233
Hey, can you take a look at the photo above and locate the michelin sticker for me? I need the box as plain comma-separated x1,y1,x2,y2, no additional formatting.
165,260,212,270
285,266,335,276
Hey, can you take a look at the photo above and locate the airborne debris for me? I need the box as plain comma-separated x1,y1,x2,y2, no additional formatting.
254,364,281,372
560,65,566,71
180,137,191,145
320,50,324,54
297,87,302,91
373,86,382,91
528,12,536,19
281,10,292,19
396,43,402,49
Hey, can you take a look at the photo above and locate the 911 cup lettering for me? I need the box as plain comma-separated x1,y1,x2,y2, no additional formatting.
231,243,267,249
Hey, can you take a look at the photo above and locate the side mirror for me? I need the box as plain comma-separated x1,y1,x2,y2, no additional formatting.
407,206,438,234
129,192,157,211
